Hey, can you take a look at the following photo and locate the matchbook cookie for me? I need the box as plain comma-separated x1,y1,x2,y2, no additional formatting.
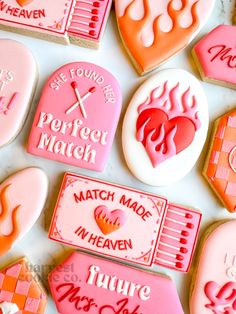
49,173,202,272
0,258,47,313
0,168,48,256
0,0,112,48
193,25,236,89
27,62,122,172
190,220,236,314
122,69,209,186
0,39,37,148
49,251,184,314
115,0,215,75
203,109,236,213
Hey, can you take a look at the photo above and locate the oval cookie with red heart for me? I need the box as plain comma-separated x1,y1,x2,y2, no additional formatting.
122,69,209,186
0,39,37,148
0,168,48,256
115,0,215,75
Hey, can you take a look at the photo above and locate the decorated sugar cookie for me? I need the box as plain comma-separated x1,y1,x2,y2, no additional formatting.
190,220,236,314
193,25,236,89
203,109,236,213
0,39,37,148
0,258,47,313
122,69,209,186
115,0,215,75
49,173,202,272
0,168,48,256
0,0,112,48
49,251,184,314
27,62,122,172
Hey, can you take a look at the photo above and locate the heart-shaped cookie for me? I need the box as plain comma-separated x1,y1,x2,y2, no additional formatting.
16,0,34,7
115,0,215,75
122,69,209,186
0,168,48,256
94,205,126,235
0,39,37,148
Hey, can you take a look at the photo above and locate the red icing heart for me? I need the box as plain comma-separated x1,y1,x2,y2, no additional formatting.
136,108,196,167
94,205,126,235
16,0,34,7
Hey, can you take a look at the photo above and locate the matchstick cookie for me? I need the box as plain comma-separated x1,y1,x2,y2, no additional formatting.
49,173,202,273
0,39,37,148
27,62,122,172
203,109,236,213
193,25,236,89
0,258,47,313
0,168,48,256
190,220,236,314
0,0,112,48
115,0,215,75
122,69,209,186
49,251,184,314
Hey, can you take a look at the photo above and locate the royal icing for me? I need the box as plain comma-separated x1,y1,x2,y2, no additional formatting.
27,62,122,172
0,39,37,148
0,168,48,256
49,173,202,272
190,221,236,314
122,68,209,186
204,109,236,213
115,0,215,75
49,251,184,314
193,25,236,89
0,258,47,313
0,0,112,47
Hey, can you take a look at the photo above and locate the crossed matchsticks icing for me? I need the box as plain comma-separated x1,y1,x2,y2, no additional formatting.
66,81,96,118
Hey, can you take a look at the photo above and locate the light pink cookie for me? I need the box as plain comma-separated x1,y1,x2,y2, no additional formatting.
190,220,236,314
0,0,112,48
193,25,236,89
49,173,202,272
0,168,48,256
49,251,184,314
27,62,122,172
0,39,37,148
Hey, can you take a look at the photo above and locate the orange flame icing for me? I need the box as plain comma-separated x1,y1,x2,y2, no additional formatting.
118,0,200,74
0,184,21,256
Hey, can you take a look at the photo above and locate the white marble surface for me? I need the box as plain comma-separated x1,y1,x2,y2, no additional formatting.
0,1,235,313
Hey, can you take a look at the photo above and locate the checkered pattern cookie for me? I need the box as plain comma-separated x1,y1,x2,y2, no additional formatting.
204,110,236,212
0,258,47,314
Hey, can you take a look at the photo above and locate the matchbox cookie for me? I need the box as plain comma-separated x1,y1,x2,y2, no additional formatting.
203,109,236,213
27,62,122,172
115,0,215,75
193,25,236,89
122,69,209,186
190,220,236,314
0,0,112,48
0,258,47,313
49,173,202,272
49,251,184,314
0,39,37,148
0,168,48,256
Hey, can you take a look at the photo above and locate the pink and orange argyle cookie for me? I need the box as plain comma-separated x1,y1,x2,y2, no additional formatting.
0,258,47,314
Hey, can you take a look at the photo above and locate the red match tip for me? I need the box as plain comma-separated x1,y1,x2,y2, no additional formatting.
89,87,96,93
176,262,184,269
180,238,187,244
180,247,188,254
89,22,96,28
93,2,100,7
92,9,99,14
186,223,194,229
185,213,193,219
181,230,189,237
89,30,97,36
176,254,184,261
92,16,99,22
71,81,77,89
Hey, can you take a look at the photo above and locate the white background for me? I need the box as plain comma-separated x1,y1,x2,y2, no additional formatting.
0,1,235,313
